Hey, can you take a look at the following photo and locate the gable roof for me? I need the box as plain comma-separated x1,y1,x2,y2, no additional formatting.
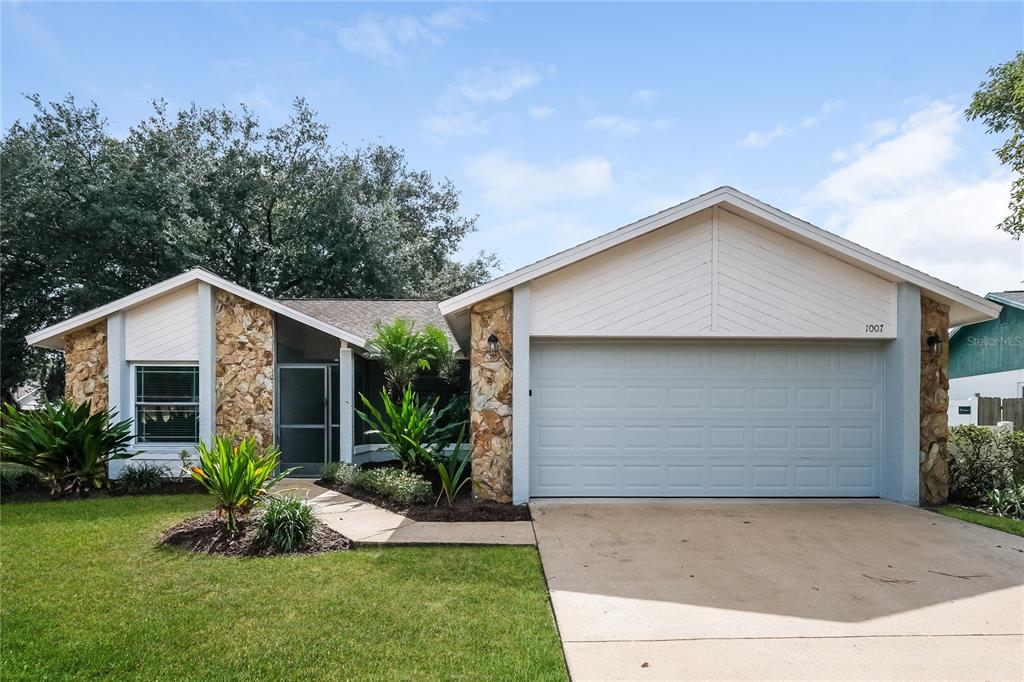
987,291,1024,311
438,186,1001,327
280,298,459,352
26,268,369,350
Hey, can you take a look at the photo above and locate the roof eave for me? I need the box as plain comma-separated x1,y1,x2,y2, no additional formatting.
25,269,369,351
438,186,1000,325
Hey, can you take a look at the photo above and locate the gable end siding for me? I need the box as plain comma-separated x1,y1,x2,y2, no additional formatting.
949,306,1024,378
529,208,897,338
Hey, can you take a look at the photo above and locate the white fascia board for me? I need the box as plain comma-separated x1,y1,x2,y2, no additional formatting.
438,186,1000,325
26,268,368,350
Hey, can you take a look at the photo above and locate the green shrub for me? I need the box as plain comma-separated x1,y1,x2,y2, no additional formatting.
320,461,342,481
405,426,473,506
358,467,432,506
949,425,1024,501
0,468,43,494
329,462,362,487
118,461,169,493
986,485,1024,520
0,400,133,496
190,435,292,532
255,495,319,552
355,386,464,471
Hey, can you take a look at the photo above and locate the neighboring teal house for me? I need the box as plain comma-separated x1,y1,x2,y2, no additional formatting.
949,291,1024,400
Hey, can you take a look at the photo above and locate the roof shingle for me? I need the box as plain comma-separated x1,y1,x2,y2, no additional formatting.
277,299,459,351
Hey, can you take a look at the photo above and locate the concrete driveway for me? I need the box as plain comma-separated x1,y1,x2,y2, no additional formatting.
531,499,1024,681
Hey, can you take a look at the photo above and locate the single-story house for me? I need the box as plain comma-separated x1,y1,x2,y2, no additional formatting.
27,187,1000,506
27,271,464,477
948,291,1024,400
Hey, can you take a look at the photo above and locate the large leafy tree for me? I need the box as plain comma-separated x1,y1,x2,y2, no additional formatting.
0,95,497,402
966,51,1024,238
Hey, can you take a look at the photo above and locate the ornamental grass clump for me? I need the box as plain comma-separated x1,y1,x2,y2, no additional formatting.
357,468,432,506
117,461,170,493
255,495,319,552
189,435,292,532
0,400,133,496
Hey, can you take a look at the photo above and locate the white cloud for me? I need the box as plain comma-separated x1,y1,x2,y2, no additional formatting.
806,101,1021,296
739,100,840,149
584,115,672,136
455,66,540,103
585,115,642,136
337,8,482,62
529,106,555,120
421,111,488,140
631,89,658,105
466,152,614,210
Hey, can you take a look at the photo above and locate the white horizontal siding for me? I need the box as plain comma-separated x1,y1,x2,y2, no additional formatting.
530,208,897,338
125,284,200,361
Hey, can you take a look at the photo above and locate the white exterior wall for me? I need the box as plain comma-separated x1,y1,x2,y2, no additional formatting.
111,283,212,478
530,207,897,339
124,284,200,361
949,369,1024,400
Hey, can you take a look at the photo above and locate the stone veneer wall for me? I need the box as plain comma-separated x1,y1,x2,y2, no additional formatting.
920,296,951,505
215,291,274,446
469,293,514,502
64,321,108,413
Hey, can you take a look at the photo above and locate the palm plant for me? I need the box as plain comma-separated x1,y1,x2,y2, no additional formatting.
355,386,464,471
189,435,292,532
0,400,133,496
405,426,474,506
366,318,436,395
423,325,460,384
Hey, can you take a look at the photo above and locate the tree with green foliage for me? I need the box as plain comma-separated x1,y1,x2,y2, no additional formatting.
966,51,1024,238
0,95,497,402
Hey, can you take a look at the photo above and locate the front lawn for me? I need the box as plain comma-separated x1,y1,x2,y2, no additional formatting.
0,495,566,680
938,504,1024,538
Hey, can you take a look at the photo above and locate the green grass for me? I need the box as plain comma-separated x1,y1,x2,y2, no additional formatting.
0,495,567,681
938,505,1024,538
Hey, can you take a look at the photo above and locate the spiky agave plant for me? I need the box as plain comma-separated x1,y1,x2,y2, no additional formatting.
189,435,293,532
0,400,133,496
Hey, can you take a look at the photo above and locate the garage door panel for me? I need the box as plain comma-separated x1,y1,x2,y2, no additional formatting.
530,340,882,497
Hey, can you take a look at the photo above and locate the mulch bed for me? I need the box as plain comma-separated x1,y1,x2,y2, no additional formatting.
1,479,206,504
159,511,352,557
316,478,531,522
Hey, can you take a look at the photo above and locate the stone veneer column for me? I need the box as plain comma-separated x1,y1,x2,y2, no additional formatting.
215,291,275,446
920,296,951,505
64,321,108,413
469,293,513,502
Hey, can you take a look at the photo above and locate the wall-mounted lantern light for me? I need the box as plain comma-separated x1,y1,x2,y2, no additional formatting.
926,334,943,358
487,333,500,352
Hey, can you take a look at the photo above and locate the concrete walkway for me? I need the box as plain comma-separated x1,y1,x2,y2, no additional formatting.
277,479,535,545
531,498,1024,681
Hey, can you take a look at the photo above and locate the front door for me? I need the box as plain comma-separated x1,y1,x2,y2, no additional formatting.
277,365,329,476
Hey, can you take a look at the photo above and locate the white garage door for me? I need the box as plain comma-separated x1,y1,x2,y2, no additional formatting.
529,340,882,497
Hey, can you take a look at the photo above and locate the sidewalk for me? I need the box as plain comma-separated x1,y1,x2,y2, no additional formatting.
277,479,536,546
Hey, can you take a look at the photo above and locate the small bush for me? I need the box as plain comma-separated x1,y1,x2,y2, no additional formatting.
0,400,134,496
986,485,1024,520
331,462,363,487
320,461,342,481
1,468,43,494
359,468,432,505
118,462,169,493
255,495,319,552
948,425,1024,502
190,435,292,532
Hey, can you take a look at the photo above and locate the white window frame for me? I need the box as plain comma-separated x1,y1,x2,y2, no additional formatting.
131,361,201,446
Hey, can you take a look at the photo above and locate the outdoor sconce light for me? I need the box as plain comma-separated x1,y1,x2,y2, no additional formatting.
926,334,943,358
487,334,500,352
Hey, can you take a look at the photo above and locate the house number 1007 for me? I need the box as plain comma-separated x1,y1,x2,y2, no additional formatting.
865,324,884,333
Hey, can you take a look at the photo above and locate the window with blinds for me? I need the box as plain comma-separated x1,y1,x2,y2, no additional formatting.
134,365,199,443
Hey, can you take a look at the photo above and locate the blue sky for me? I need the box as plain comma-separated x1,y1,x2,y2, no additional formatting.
3,2,1022,295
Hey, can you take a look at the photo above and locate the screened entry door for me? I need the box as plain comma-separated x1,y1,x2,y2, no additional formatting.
277,365,329,477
